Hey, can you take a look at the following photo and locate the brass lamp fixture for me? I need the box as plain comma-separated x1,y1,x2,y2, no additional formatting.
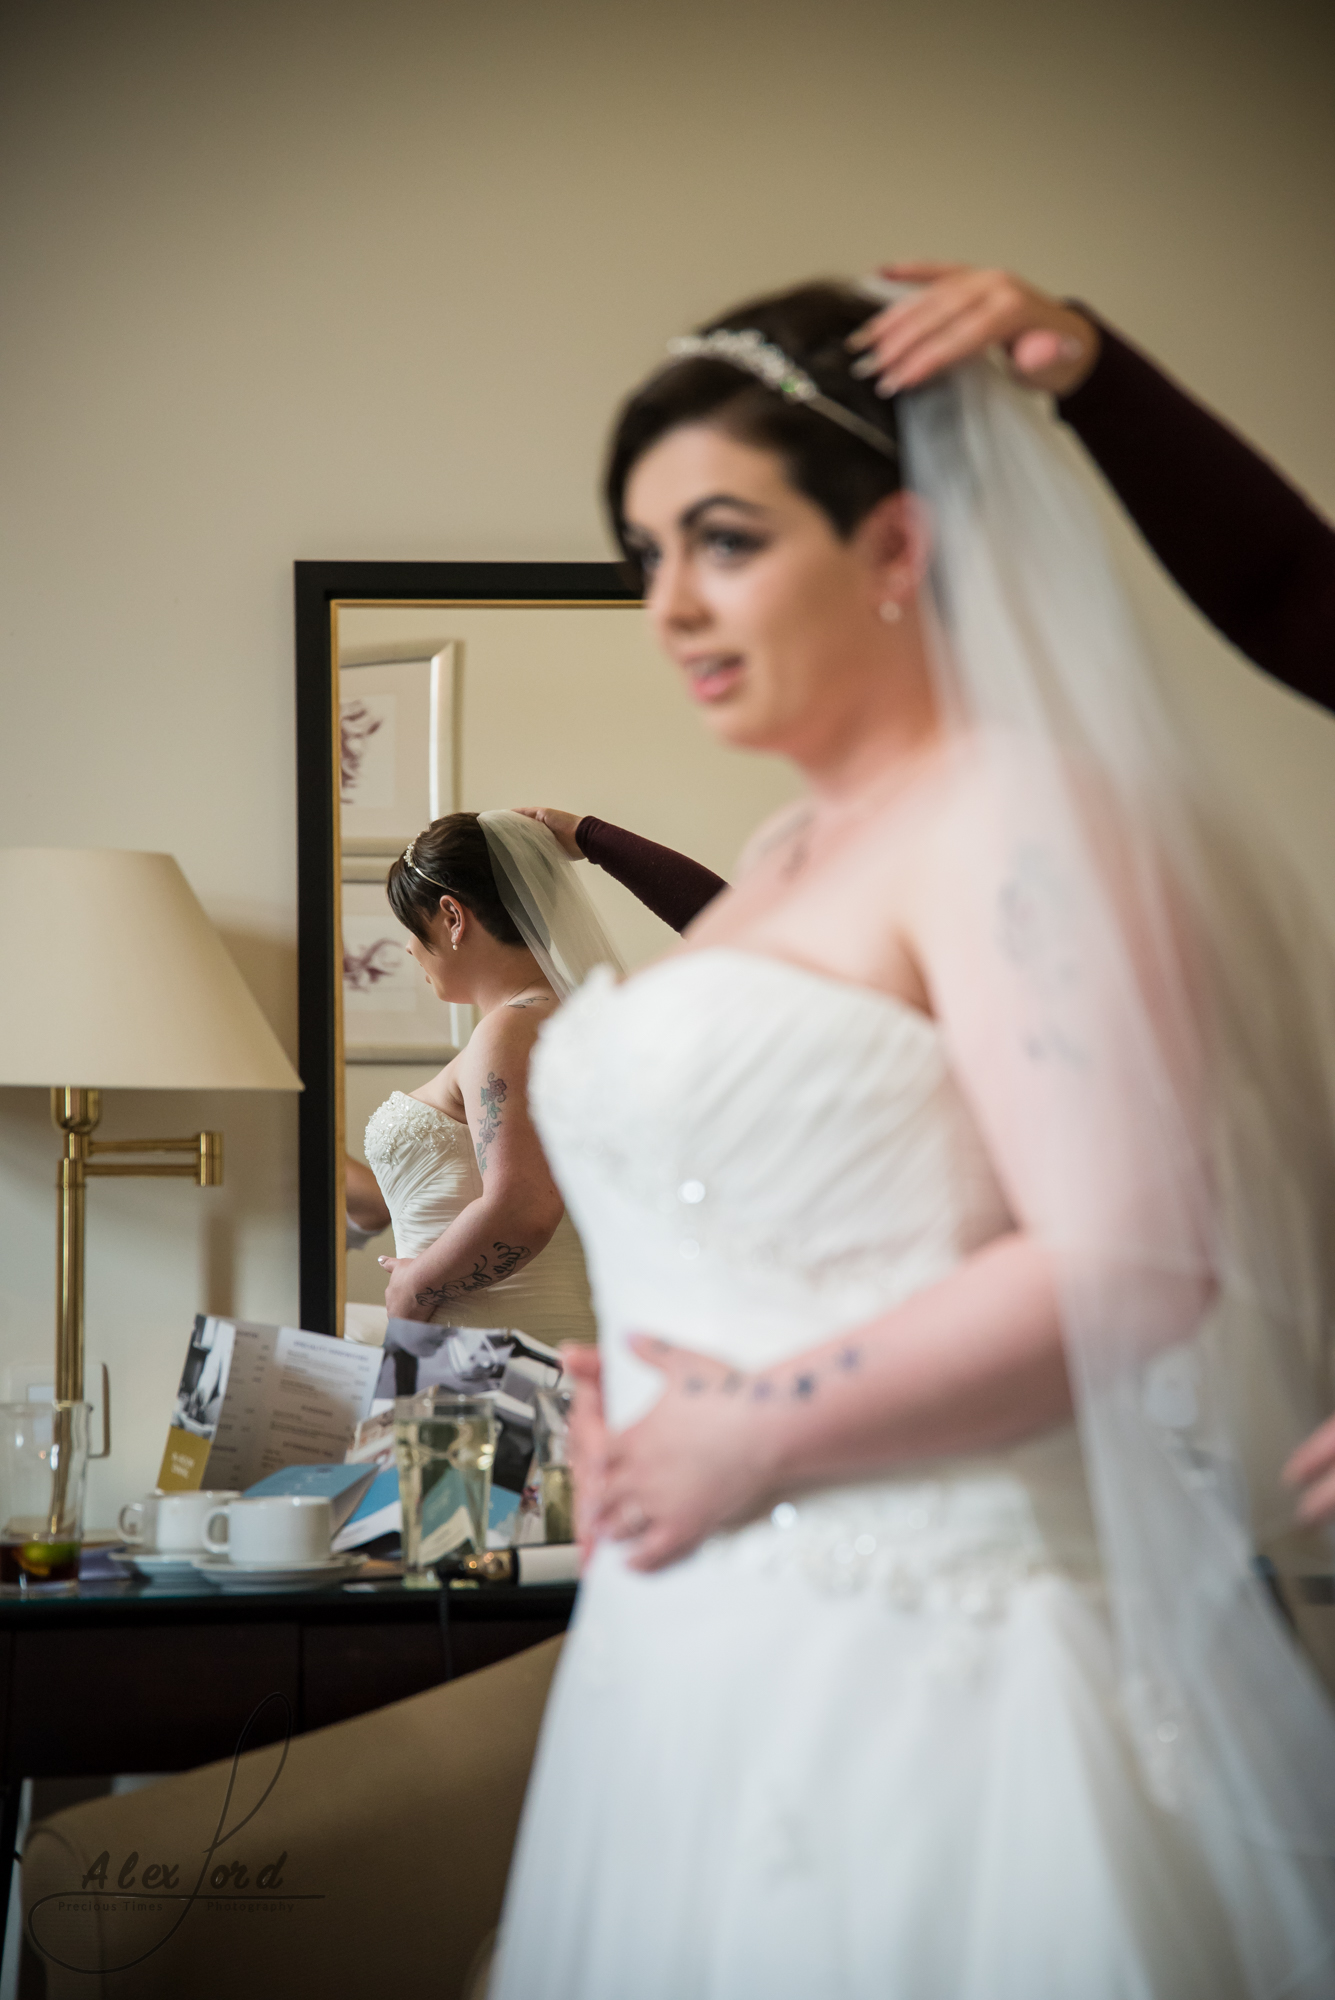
51,1088,224,1413
0,849,302,1422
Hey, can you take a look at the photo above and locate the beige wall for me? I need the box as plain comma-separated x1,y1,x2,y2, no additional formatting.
1,0,1333,1522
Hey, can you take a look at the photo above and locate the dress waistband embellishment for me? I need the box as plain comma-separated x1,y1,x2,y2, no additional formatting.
707,1474,1072,1621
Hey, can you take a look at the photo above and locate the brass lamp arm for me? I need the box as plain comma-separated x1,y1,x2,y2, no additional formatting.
87,1132,224,1185
50,1088,224,1407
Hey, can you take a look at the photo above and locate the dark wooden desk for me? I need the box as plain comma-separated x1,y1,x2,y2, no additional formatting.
0,1567,575,1966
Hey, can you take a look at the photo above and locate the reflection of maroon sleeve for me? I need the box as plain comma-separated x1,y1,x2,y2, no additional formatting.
575,818,727,934
1059,314,1335,714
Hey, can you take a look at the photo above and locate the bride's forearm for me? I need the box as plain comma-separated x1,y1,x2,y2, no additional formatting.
747,1233,1071,1489
383,1188,561,1321
598,1232,1074,1570
601,1230,1214,1571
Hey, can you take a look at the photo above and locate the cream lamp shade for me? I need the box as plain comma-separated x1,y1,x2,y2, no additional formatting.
0,848,302,1091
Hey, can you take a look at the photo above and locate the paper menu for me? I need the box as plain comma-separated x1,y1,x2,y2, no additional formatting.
157,1315,382,1493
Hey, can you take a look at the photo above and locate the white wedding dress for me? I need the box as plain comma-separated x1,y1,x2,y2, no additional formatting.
362,1092,596,1344
492,950,1247,1998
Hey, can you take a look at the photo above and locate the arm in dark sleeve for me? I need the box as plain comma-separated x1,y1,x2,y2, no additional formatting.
1059,313,1335,713
575,818,727,934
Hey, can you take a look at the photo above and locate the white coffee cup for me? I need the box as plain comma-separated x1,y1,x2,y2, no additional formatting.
119,1489,241,1553
203,1495,333,1567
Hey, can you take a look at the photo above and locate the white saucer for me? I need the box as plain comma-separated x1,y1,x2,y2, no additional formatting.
119,1548,209,1582
190,1553,367,1592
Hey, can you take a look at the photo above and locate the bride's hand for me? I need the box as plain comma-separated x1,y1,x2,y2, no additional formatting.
560,1343,610,1556
592,1337,779,1572
513,806,584,860
378,1253,431,1322
1283,1412,1335,1527
847,263,1099,399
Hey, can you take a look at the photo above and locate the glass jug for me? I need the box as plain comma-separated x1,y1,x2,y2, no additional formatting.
0,1400,91,1592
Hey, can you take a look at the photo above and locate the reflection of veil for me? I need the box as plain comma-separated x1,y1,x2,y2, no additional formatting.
478,809,625,1000
890,319,1335,1989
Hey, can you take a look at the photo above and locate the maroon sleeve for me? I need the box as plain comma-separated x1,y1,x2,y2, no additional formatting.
575,818,727,934
1058,314,1335,714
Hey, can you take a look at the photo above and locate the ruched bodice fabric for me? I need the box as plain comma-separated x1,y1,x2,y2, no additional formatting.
533,952,1016,1427
529,951,1099,1590
494,951,1244,1999
363,1091,595,1344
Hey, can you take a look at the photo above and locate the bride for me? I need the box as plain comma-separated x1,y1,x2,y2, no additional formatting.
365,808,622,1347
490,282,1335,1994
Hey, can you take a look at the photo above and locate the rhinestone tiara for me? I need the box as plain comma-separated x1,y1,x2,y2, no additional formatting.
666,328,898,462
401,838,450,891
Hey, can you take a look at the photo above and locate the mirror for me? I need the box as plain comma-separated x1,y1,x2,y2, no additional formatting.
295,562,802,1336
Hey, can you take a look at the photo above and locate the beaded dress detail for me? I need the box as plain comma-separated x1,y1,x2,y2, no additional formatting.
493,950,1246,1999
363,1092,594,1344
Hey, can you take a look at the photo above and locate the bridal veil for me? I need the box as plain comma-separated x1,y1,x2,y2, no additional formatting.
478,809,625,1000
886,306,1335,1992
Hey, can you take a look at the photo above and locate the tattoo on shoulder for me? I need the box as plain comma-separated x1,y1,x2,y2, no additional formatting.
475,1071,509,1174
996,846,1090,1070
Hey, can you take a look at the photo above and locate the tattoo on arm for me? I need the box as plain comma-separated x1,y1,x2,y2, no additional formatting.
491,1240,528,1281
678,1342,863,1406
997,847,1089,1069
413,1252,491,1314
412,1240,532,1314
475,1071,509,1175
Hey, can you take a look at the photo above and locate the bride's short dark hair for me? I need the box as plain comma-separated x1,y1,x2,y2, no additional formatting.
605,281,902,584
386,812,525,950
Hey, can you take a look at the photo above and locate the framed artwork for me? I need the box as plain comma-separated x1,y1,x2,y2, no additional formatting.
340,879,472,1059
339,643,469,1059
338,644,459,845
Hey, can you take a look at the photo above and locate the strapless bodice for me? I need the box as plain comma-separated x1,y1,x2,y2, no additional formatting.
363,1091,595,1342
531,949,1098,1595
532,950,1015,1424
364,1092,483,1253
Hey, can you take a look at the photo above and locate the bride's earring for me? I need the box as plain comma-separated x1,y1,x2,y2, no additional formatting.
879,599,902,624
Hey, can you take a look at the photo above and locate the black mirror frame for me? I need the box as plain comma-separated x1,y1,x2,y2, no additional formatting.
293,559,638,1335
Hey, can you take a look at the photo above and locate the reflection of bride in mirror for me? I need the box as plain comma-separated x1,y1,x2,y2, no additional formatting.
491,282,1335,1994
362,809,623,1346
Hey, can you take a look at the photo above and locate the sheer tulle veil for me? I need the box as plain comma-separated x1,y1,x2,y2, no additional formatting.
477,809,625,999
881,287,1335,1988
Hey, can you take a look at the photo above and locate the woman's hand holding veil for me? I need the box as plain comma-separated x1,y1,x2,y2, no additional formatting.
513,806,584,860
848,262,1099,398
